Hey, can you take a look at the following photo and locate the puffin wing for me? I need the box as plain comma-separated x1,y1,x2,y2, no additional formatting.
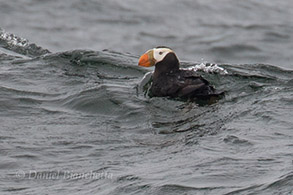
178,83,206,97
177,70,217,97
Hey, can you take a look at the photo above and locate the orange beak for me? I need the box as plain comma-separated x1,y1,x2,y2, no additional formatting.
138,50,155,67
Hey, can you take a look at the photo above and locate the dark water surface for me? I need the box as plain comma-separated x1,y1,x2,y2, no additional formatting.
0,0,293,194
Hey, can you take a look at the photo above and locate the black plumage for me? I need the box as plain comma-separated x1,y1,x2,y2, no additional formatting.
150,52,223,100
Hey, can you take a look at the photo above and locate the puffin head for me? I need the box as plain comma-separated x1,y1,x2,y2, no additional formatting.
138,46,179,68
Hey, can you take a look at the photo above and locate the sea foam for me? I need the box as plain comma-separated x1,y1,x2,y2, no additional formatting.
183,63,228,75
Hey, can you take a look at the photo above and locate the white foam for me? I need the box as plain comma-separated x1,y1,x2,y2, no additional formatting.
183,62,228,75
0,30,29,47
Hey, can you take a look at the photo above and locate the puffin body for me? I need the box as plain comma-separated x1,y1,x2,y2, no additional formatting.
138,47,223,100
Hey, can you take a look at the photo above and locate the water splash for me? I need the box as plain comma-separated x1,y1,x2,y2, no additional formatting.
0,29,29,47
184,62,228,75
0,28,50,57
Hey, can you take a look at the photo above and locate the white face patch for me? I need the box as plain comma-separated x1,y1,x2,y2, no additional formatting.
153,48,174,63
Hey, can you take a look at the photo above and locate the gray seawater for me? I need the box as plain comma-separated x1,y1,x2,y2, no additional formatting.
0,0,293,194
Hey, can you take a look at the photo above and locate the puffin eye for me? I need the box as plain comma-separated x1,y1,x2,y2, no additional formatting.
159,51,163,55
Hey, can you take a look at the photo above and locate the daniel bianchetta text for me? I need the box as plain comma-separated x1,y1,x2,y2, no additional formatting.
15,170,113,180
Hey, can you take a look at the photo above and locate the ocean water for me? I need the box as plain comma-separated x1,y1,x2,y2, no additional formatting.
0,0,293,194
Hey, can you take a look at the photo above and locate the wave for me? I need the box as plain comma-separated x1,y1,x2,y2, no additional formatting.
0,28,50,58
1,29,293,195
0,29,292,135
225,172,293,195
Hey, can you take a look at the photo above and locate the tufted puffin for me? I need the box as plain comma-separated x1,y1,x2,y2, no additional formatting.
138,46,224,101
